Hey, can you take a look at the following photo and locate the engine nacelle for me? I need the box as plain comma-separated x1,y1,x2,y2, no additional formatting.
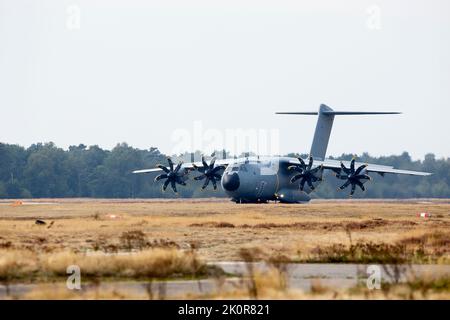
276,188,311,203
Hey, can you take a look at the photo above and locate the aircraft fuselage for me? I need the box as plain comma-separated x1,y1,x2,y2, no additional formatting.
220,157,313,203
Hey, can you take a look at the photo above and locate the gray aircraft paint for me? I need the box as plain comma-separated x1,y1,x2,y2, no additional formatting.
276,105,401,161
220,156,313,203
310,104,335,161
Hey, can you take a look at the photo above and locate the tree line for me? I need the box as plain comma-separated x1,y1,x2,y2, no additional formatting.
0,142,448,199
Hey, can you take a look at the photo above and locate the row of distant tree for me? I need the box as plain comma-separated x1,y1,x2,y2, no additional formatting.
0,142,448,199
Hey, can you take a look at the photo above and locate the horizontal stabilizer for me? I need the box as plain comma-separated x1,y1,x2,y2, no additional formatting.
276,111,401,115
276,104,401,161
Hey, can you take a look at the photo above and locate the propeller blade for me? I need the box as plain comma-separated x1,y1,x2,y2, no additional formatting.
174,162,183,173
289,156,322,191
201,177,210,190
154,157,189,193
175,175,186,185
288,165,303,174
355,174,370,181
191,157,223,190
167,158,174,171
197,166,206,173
335,157,370,196
350,183,356,196
339,180,351,190
340,162,351,174
306,178,315,190
201,156,208,168
355,180,365,191
298,157,306,168
307,156,313,169
157,165,170,173
162,179,170,191
171,180,177,193
350,158,355,173
154,174,168,182
209,157,216,169
310,165,322,174
355,164,367,175
290,174,303,183
299,179,307,191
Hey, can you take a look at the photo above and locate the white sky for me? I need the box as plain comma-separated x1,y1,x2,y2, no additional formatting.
0,0,449,159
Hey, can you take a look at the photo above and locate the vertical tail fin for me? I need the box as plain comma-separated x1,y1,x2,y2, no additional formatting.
276,104,401,160
310,104,334,160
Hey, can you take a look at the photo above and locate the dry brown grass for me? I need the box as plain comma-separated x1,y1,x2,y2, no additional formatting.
192,219,415,230
183,265,450,300
0,249,38,281
0,199,449,261
0,248,208,282
1,199,449,300
22,285,145,300
304,234,448,264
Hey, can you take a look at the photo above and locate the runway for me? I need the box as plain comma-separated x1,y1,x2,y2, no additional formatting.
1,263,449,299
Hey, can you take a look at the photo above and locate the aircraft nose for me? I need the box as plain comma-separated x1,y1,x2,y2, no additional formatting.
222,172,240,191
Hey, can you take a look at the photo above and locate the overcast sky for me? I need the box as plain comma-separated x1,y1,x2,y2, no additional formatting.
1,0,449,159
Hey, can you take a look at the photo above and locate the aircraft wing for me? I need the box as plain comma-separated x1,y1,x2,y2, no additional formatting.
132,158,233,174
132,168,164,174
287,158,431,176
320,159,431,176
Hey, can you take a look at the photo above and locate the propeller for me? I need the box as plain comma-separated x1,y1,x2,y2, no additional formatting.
288,156,323,191
192,156,225,190
154,157,186,193
336,158,371,197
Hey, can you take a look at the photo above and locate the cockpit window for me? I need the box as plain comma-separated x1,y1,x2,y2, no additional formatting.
231,166,239,172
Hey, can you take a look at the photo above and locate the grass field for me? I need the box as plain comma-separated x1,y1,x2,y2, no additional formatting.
0,198,449,299
0,198,449,261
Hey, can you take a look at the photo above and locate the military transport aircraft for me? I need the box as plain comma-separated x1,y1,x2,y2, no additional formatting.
133,104,431,203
